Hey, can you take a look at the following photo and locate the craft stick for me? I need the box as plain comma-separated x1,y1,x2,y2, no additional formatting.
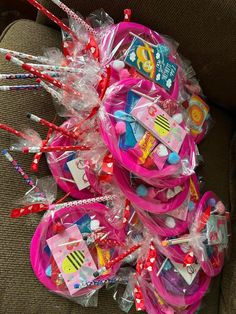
93,243,141,277
10,144,89,153
0,123,29,140
2,150,45,198
10,195,117,218
0,84,42,91
26,0,78,41
50,0,97,35
0,48,51,63
5,54,81,97
27,113,79,140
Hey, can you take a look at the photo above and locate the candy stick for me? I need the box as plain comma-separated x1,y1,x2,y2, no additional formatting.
26,0,78,41
36,79,63,103
0,48,51,63
27,63,83,73
93,243,142,277
2,150,45,198
5,54,81,97
27,113,79,140
50,0,97,35
0,123,29,140
0,84,42,91
11,194,117,218
10,144,90,153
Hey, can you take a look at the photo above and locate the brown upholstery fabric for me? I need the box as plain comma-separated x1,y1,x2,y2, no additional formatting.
37,0,236,113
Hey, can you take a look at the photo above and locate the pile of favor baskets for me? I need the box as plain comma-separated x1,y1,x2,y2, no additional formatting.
0,2,230,314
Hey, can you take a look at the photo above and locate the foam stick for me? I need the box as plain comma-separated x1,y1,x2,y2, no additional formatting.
0,123,29,140
26,0,78,41
5,54,81,97
2,150,45,199
27,113,79,140
0,84,42,91
93,243,141,277
50,0,97,35
11,195,117,218
11,144,89,153
0,48,50,63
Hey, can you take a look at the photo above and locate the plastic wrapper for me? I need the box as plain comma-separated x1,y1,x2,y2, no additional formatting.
99,22,180,98
114,163,195,214
99,78,197,187
30,202,127,302
150,255,211,309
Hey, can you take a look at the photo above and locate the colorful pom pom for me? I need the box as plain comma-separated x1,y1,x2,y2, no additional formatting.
168,152,180,164
112,60,125,71
136,184,148,197
115,121,126,135
165,217,176,228
119,68,131,80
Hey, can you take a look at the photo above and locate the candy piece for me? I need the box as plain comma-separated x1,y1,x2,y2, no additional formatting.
155,144,168,157
90,219,100,231
172,113,183,124
165,217,176,228
112,60,125,71
168,152,180,164
115,121,126,135
136,184,148,197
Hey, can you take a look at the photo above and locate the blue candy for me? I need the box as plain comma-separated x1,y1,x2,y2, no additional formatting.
136,184,148,197
168,152,180,164
74,283,80,289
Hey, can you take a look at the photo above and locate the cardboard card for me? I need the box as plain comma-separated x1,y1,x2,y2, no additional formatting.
131,97,187,153
171,260,200,285
46,225,97,295
67,157,90,190
124,37,178,91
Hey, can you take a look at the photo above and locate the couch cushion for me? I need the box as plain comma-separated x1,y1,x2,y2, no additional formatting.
0,19,235,314
37,0,236,113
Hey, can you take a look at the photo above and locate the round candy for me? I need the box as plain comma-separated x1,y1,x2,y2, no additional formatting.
168,152,180,164
172,113,183,124
136,184,148,197
112,60,125,71
147,187,156,199
90,219,100,231
165,217,176,228
115,121,126,135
